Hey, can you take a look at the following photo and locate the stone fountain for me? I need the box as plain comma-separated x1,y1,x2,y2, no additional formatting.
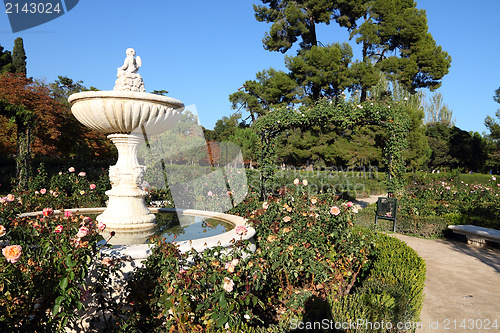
65,48,255,261
68,48,185,240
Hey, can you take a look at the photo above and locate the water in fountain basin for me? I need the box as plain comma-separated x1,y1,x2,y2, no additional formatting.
153,212,233,243
97,211,233,246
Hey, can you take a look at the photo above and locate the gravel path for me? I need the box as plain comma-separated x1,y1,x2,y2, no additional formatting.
393,234,500,333
354,196,500,332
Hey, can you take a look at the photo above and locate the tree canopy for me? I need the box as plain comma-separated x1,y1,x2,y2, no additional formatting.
254,0,451,101
12,38,27,76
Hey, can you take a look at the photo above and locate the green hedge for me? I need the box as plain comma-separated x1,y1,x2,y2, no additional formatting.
330,232,426,333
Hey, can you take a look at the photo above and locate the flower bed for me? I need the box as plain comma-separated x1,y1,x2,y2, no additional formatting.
398,173,500,237
1,168,426,332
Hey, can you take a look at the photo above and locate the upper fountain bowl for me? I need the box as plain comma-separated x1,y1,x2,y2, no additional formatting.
68,91,185,136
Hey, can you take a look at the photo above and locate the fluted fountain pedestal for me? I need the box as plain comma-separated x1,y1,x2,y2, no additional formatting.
96,134,155,230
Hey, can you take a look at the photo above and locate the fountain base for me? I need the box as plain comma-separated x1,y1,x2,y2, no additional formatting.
95,133,156,229
96,189,156,230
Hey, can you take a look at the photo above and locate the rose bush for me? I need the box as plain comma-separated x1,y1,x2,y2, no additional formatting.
120,185,372,332
0,193,110,331
16,163,110,212
398,173,500,236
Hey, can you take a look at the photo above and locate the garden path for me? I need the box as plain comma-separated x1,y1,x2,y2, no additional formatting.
354,196,500,333
393,234,500,333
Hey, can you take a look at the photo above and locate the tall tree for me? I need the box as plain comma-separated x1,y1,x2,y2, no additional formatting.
0,44,14,73
285,43,354,103
338,0,451,99
11,37,27,75
228,127,259,167
48,76,111,161
484,91,500,171
229,68,299,123
213,112,243,141
0,73,64,189
255,0,451,101
424,92,455,127
254,0,335,52
494,87,500,104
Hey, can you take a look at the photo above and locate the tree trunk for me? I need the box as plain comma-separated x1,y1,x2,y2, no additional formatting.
16,123,31,190
360,40,369,102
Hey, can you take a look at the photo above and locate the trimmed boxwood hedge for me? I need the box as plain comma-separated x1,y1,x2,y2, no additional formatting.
330,232,426,332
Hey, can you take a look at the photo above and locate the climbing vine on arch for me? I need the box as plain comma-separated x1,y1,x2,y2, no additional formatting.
253,99,410,198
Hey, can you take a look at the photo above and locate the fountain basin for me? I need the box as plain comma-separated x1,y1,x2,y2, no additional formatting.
19,208,255,271
68,91,185,135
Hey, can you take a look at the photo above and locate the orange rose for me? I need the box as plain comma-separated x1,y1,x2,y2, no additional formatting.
2,245,22,263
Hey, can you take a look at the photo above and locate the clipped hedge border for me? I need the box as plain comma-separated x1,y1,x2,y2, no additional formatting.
330,231,426,332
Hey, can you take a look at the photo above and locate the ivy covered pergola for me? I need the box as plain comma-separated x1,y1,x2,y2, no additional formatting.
253,99,411,199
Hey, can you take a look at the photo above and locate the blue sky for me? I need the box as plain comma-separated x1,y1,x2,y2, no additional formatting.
1,0,499,134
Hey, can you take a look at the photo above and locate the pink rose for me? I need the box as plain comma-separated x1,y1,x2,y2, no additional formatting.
40,188,47,195
0,225,6,237
223,277,234,292
64,211,72,218
235,225,248,236
101,257,113,267
5,194,14,202
97,221,106,231
346,202,353,207
207,191,213,197
78,172,86,177
42,207,54,217
68,167,75,173
2,245,22,263
76,227,89,238
54,225,64,233
330,206,340,216
89,183,96,190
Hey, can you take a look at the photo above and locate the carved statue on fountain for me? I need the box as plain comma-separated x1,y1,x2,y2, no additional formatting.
114,48,145,92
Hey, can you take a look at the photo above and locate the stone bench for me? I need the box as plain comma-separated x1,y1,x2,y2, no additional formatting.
448,225,500,247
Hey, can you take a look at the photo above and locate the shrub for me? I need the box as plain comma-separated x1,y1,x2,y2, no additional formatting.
0,206,105,331
330,232,426,332
247,189,369,300
121,188,371,332
123,239,268,332
14,163,110,212
398,173,500,237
